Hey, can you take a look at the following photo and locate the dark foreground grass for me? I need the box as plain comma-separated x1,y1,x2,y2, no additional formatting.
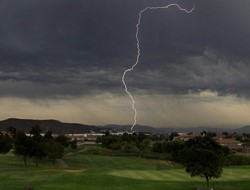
0,147,250,190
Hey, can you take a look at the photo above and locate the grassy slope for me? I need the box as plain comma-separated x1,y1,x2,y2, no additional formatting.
0,147,249,190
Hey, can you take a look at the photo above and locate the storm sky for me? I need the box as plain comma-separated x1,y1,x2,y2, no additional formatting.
1,0,250,128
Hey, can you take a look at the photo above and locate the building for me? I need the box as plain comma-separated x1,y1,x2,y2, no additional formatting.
66,133,104,144
215,135,244,153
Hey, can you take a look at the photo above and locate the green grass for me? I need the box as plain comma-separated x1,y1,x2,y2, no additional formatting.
0,147,250,190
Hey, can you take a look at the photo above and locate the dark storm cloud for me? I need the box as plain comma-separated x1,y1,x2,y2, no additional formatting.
0,0,138,97
0,0,250,98
130,48,250,97
131,0,250,97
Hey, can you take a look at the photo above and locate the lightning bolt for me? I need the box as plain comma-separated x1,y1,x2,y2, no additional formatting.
122,2,195,131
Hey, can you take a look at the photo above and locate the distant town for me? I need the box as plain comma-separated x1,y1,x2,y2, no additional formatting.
1,118,250,157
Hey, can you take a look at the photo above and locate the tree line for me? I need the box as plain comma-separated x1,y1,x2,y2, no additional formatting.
0,125,76,167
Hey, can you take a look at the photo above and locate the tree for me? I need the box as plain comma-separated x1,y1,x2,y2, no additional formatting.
152,142,163,153
222,131,228,136
201,131,216,138
29,140,47,167
165,141,185,162
13,131,32,167
46,142,64,166
55,135,70,147
169,132,179,141
43,130,54,142
183,136,225,189
99,134,120,148
70,139,77,149
7,126,17,138
0,133,12,154
29,126,47,166
29,125,42,136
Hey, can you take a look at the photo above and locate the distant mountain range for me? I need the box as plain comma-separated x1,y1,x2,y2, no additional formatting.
236,125,250,134
0,118,100,134
0,118,250,134
103,124,250,134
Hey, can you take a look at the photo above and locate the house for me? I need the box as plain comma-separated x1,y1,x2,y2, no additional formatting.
215,136,244,153
66,133,105,144
173,134,201,141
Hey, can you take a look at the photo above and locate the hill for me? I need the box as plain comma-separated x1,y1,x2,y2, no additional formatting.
236,125,250,134
0,118,100,134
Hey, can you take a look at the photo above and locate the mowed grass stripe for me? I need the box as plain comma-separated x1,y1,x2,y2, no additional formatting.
220,168,250,181
165,170,191,181
110,170,145,180
148,170,189,181
137,171,164,181
108,170,192,181
108,168,250,182
222,169,242,180
149,171,174,181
